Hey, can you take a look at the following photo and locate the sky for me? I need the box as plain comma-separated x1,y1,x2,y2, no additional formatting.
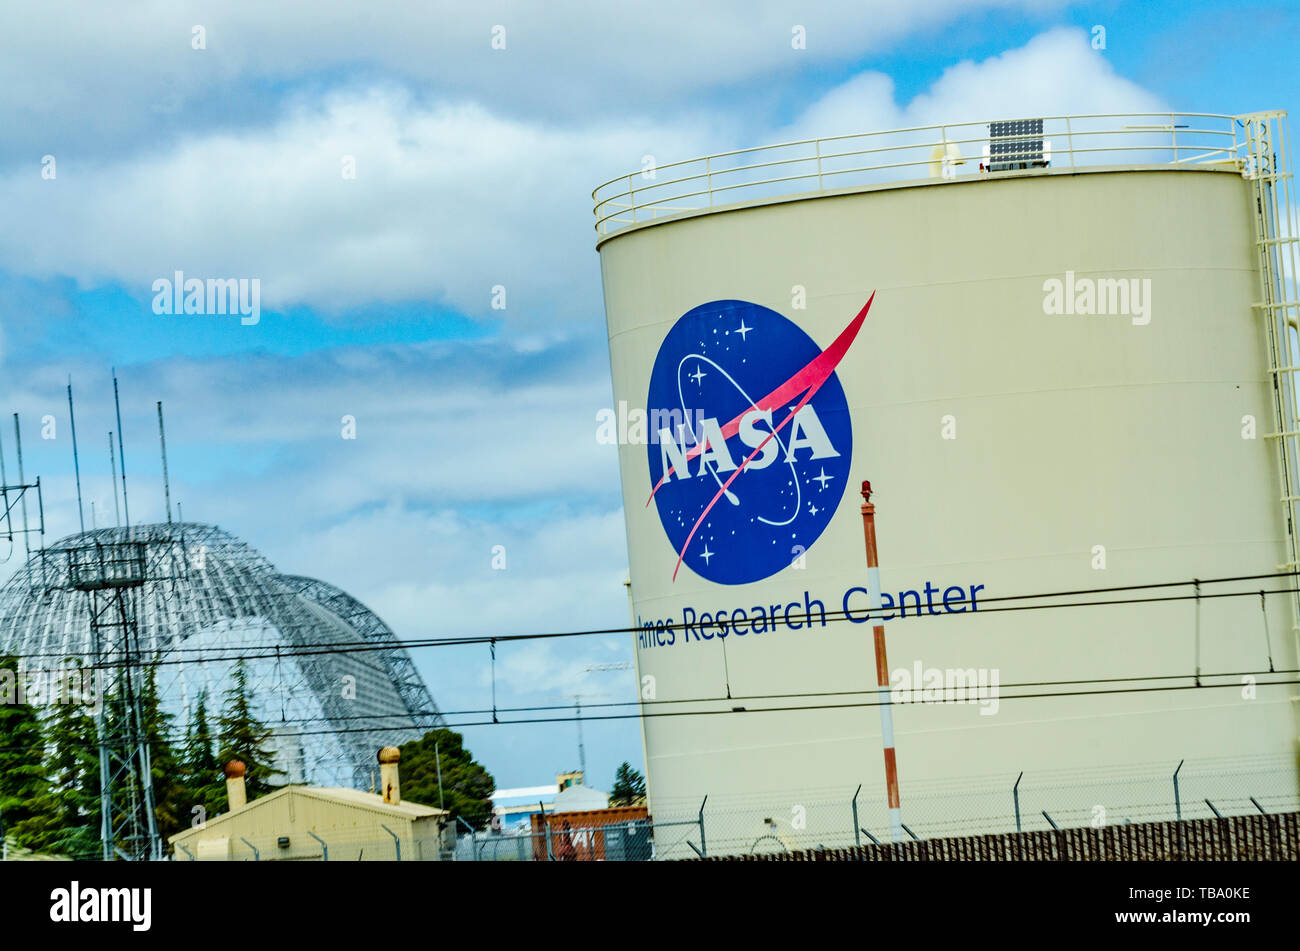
0,0,1296,791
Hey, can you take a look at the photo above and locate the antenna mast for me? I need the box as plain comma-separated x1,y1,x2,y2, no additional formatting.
575,696,587,780
67,380,86,534
0,427,7,540
108,433,120,528
13,415,29,559
112,370,130,530
156,401,172,524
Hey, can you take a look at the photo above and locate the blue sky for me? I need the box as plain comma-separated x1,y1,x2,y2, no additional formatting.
0,0,1295,790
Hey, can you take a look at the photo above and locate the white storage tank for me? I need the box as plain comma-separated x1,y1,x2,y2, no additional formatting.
594,113,1300,857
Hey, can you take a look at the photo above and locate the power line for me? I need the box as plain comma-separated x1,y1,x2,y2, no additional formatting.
7,568,1298,661
0,666,1293,758
6,573,1299,670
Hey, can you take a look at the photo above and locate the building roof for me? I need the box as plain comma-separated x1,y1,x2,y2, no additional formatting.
168,784,447,843
296,786,447,819
550,784,610,812
491,785,561,801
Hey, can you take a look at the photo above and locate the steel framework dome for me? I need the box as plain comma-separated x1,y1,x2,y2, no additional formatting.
0,522,441,788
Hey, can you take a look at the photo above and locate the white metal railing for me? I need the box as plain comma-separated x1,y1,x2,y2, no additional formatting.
592,112,1255,235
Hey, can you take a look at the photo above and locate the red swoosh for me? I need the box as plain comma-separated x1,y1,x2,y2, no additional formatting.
653,293,875,581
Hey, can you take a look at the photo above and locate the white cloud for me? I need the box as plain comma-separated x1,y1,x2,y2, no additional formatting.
0,89,711,319
784,28,1166,140
0,29,1166,323
0,0,1073,153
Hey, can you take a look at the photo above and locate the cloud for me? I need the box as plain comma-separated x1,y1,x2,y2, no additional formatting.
0,1,1074,162
0,29,1164,325
784,28,1166,140
0,88,714,321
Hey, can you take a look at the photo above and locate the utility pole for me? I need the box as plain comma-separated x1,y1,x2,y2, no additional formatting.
860,480,903,842
435,738,445,810
575,697,586,780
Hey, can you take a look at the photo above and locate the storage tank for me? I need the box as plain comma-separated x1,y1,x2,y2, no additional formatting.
593,112,1300,857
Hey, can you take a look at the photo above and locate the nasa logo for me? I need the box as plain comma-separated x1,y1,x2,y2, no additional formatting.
646,296,872,585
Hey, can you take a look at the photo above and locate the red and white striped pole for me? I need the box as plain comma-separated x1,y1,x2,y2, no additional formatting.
860,480,903,841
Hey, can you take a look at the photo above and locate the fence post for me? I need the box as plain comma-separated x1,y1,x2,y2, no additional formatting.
1193,581,1202,685
456,815,477,861
1173,759,1184,821
541,802,553,861
307,829,328,862
379,826,400,862
1013,771,1023,833
698,795,708,858
851,784,862,847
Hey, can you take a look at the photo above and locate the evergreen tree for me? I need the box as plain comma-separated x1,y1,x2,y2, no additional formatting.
181,691,225,820
21,684,100,859
216,661,279,800
397,728,495,829
0,655,54,851
609,762,646,806
136,664,189,839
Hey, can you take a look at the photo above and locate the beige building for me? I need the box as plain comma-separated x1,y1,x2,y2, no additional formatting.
171,748,451,861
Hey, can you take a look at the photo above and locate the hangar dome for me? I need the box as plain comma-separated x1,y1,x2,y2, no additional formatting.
0,522,440,787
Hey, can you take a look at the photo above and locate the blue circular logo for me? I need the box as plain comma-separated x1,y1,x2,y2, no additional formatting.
646,299,856,585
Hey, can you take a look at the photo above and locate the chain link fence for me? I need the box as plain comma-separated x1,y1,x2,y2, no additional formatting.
637,754,1299,860
441,756,1299,860
5,755,1293,861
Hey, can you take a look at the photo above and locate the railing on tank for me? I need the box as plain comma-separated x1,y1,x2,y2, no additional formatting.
592,112,1251,235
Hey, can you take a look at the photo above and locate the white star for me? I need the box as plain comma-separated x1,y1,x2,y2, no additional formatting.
689,366,707,386
813,468,833,489
736,320,752,341
700,546,715,564
809,503,819,516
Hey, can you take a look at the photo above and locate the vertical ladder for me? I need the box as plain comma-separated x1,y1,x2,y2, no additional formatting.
1245,111,1300,649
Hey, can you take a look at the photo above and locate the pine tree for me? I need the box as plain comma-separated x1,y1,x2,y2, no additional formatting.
216,661,279,800
181,691,225,821
397,728,496,829
22,686,101,859
0,655,54,851
136,664,188,839
610,762,646,806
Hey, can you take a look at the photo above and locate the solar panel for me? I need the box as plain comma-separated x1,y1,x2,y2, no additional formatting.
988,118,1047,171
